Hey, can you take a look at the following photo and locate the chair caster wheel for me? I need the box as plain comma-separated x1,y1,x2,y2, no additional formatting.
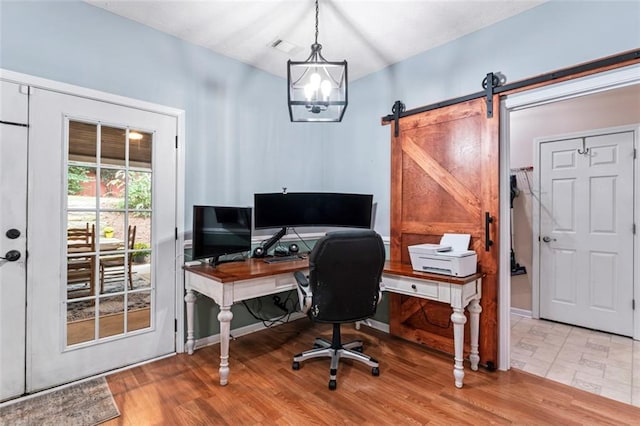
292,361,300,370
372,367,379,376
328,379,337,390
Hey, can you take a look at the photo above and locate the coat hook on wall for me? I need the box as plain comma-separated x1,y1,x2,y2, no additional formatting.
577,138,589,155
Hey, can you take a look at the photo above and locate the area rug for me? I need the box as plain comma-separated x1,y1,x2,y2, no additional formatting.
67,291,151,322
0,377,119,425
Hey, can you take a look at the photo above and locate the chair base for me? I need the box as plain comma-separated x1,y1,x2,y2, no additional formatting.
292,323,379,390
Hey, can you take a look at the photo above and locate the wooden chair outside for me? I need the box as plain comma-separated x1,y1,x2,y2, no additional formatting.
99,225,136,293
67,223,96,297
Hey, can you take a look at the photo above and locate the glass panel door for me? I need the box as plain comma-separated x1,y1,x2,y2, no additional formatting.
27,88,176,392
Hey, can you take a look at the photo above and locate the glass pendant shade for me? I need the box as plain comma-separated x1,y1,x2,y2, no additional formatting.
288,44,348,122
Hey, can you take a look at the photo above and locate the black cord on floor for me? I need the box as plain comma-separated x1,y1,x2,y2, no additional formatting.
241,290,299,328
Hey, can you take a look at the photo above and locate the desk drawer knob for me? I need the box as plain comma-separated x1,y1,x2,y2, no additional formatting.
411,284,417,290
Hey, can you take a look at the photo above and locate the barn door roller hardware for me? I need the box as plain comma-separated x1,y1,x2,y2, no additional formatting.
391,100,405,137
482,72,500,118
382,49,640,124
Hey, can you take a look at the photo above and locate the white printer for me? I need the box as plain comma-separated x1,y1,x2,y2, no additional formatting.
408,233,477,277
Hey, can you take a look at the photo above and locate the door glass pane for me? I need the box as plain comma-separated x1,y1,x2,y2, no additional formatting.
100,167,124,210
68,121,96,163
66,299,96,346
99,212,125,254
129,130,152,169
98,295,124,338
66,120,154,346
127,170,152,212
127,290,151,332
129,213,151,290
101,125,126,166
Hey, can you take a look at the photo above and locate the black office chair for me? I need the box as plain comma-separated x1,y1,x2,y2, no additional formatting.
292,229,386,390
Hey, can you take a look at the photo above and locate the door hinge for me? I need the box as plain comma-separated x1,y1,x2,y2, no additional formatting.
175,319,178,332
175,227,178,240
633,299,635,310
19,84,32,95
175,135,178,149
633,148,637,159
633,223,636,235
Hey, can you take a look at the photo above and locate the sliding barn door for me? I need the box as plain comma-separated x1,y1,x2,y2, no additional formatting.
388,96,499,368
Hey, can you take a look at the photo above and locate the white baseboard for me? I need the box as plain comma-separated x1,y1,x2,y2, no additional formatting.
357,318,390,334
510,307,532,318
193,312,306,350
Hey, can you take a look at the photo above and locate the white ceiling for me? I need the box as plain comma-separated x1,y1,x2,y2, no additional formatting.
87,0,546,81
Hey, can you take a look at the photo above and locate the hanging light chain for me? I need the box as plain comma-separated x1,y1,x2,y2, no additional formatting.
314,0,319,45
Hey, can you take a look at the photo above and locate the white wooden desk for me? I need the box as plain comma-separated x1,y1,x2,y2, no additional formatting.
184,259,482,388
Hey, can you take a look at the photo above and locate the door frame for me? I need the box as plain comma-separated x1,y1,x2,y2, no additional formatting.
500,63,640,370
0,69,187,354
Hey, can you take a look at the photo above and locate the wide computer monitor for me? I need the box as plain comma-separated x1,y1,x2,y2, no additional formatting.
253,192,373,230
192,205,252,266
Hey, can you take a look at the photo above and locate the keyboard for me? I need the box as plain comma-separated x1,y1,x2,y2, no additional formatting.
263,255,304,264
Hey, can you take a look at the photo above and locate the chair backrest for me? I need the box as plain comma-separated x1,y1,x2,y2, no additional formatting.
67,223,95,252
127,225,137,250
308,229,385,323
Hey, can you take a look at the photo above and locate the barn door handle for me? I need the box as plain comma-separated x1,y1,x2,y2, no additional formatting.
485,212,494,251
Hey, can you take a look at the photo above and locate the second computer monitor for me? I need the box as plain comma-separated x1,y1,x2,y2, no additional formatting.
253,192,373,230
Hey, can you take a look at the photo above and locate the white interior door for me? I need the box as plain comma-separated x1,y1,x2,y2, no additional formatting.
538,129,635,336
0,81,29,401
26,87,177,392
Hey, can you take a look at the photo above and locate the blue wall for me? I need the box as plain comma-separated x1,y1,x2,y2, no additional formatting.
2,1,637,236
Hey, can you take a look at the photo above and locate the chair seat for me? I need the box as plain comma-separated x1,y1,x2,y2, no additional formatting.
100,258,125,268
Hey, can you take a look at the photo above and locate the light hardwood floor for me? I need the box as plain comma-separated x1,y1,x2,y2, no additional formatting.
105,318,640,425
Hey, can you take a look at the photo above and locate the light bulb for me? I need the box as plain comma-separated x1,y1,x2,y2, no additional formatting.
309,72,321,89
304,83,314,101
320,80,332,100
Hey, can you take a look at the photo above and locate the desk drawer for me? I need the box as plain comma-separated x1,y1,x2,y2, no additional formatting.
382,275,449,302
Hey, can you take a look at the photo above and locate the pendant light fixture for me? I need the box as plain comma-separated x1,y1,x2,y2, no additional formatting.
287,0,348,122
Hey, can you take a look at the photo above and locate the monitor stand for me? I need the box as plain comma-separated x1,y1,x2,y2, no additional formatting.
253,227,287,258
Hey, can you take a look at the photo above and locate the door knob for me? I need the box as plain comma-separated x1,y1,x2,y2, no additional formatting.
1,250,21,262
542,236,556,243
5,229,21,239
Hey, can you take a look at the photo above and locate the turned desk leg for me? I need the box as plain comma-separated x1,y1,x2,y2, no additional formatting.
451,306,467,388
468,298,482,371
218,305,233,386
185,290,197,355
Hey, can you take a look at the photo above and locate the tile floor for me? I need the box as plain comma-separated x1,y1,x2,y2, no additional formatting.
510,314,640,407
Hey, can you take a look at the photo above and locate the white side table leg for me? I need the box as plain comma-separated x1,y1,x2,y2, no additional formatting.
184,290,197,355
468,298,482,371
218,305,233,386
451,307,467,388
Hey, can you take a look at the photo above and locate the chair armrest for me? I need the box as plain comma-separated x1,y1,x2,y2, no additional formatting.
294,271,312,314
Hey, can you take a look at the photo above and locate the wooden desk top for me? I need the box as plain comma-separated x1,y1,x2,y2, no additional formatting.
184,258,483,286
383,260,484,285
184,257,309,283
